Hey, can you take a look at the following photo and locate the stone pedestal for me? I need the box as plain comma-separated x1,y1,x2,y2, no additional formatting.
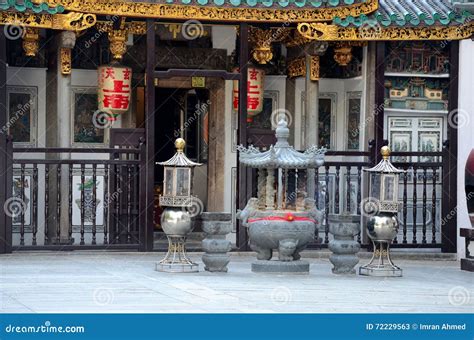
328,214,361,274
251,260,309,274
201,213,232,272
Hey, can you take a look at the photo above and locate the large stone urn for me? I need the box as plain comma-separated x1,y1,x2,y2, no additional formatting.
328,214,361,274
237,118,326,274
201,212,232,272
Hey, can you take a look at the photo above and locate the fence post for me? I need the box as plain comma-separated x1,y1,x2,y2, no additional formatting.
0,30,12,254
138,141,148,251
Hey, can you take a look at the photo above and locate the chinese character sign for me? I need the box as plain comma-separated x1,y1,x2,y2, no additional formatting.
98,65,132,120
233,67,264,116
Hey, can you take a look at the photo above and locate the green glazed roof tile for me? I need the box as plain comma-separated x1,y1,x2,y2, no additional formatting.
334,0,472,27
0,0,64,14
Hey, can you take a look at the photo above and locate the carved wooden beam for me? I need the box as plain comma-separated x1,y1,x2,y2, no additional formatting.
47,0,379,23
297,22,474,41
0,11,96,32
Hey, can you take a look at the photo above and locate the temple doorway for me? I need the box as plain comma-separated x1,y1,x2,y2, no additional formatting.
153,86,210,240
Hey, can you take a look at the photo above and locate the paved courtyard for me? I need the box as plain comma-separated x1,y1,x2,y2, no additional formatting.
0,252,472,313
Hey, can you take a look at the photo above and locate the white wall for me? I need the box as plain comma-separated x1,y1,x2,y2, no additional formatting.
294,76,365,152
457,39,474,259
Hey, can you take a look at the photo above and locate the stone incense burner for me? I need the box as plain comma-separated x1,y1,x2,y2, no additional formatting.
237,118,325,273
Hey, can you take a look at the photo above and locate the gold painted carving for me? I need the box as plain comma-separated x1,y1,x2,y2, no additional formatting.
48,0,379,23
287,56,319,81
249,26,291,64
22,27,39,57
108,29,128,61
95,21,148,60
0,11,96,32
96,21,146,35
60,47,72,75
297,22,474,41
310,56,320,81
333,43,353,66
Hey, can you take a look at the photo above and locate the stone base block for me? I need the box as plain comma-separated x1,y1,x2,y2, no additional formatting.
156,262,199,273
202,253,230,272
359,265,402,277
251,260,310,274
461,258,474,272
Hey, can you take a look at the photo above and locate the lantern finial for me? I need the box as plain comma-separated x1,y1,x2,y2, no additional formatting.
381,146,391,160
175,138,186,153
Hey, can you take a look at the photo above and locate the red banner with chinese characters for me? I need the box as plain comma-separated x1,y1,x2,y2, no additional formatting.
233,67,265,118
98,65,132,120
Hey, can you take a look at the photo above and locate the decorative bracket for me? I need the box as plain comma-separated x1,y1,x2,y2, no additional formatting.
249,26,291,64
22,27,39,57
287,55,319,81
60,47,72,74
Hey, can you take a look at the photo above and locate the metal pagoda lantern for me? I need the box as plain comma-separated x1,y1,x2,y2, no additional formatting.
359,146,404,277
237,118,325,273
156,138,202,273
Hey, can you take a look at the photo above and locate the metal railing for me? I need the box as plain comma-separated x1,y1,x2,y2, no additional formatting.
9,145,146,250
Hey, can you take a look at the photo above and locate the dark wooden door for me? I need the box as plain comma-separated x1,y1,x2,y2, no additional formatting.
109,128,145,244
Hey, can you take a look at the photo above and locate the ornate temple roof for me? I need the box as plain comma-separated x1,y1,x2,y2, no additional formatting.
0,0,64,14
237,119,326,169
156,138,202,167
334,0,472,27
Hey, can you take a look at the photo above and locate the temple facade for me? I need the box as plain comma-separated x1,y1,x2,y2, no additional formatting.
0,0,473,261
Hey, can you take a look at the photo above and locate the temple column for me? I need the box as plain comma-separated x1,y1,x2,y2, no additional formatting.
304,42,327,198
45,31,76,244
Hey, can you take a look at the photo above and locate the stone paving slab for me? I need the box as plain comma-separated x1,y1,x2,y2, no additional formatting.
0,252,472,313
